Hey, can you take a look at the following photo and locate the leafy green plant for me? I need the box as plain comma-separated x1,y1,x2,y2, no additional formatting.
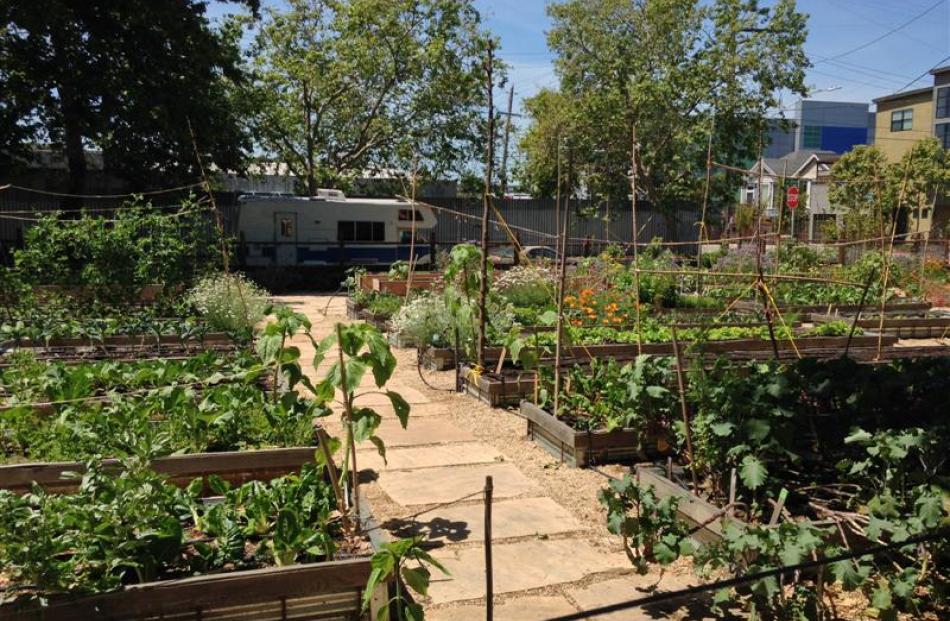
0,459,339,601
13,199,222,303
599,476,692,571
363,537,449,621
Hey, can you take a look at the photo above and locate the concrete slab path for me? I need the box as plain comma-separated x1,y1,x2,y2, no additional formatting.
275,294,695,618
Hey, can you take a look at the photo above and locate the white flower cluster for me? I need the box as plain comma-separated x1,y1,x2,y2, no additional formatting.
186,272,271,333
494,265,554,307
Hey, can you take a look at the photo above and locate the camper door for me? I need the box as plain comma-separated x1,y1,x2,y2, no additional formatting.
274,211,298,265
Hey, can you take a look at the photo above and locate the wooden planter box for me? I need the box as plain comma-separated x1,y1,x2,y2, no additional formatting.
634,464,734,545
2,332,234,350
387,332,417,349
0,447,316,494
734,299,931,319
359,273,441,296
422,346,458,371
346,297,365,319
0,555,385,621
459,365,539,407
521,401,648,467
812,311,950,339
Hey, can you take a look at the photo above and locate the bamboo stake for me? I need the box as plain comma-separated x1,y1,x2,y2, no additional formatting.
630,124,643,355
315,426,352,534
404,153,419,305
876,155,914,359
697,117,714,274
553,141,571,415
670,327,698,490
335,323,359,526
484,476,494,621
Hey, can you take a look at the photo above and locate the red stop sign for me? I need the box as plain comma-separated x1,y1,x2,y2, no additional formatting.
786,186,800,209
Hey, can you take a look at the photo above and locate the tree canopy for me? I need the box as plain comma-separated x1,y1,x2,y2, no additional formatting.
516,0,809,221
0,1,255,197
239,0,497,195
829,139,949,240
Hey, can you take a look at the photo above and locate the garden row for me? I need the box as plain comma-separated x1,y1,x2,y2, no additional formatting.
0,207,433,620
347,242,949,620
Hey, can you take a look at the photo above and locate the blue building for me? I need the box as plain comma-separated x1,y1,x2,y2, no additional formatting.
765,100,872,158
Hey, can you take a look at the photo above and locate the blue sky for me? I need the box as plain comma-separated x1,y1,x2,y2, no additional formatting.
211,0,950,117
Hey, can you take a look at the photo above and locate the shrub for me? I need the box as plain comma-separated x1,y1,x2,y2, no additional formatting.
187,272,270,335
390,292,455,347
494,265,554,307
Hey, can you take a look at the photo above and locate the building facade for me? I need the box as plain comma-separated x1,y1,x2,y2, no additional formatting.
765,100,872,159
872,66,950,237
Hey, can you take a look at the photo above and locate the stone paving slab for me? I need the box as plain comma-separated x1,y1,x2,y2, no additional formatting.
427,596,577,621
384,496,581,544
369,417,475,447
567,574,707,620
428,538,630,604
358,442,501,472
378,463,540,506
376,402,451,418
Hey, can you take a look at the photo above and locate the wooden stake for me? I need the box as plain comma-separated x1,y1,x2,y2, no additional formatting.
315,426,352,534
553,138,570,415
670,327,698,490
476,43,495,369
630,125,643,356
484,475,494,621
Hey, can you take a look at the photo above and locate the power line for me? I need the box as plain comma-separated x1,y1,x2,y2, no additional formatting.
815,0,945,65
0,181,205,199
894,53,950,93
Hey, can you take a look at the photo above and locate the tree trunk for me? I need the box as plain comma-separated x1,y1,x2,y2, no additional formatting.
303,82,316,196
60,83,87,212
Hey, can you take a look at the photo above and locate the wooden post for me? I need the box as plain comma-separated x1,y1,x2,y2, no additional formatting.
500,85,515,197
553,142,571,415
670,327,698,490
484,475,494,621
697,117,714,272
405,153,419,304
476,43,495,369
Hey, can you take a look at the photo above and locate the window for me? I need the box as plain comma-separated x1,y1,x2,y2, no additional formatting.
891,109,913,132
802,125,822,149
937,123,950,149
398,209,424,221
337,221,385,242
279,218,294,238
938,88,950,118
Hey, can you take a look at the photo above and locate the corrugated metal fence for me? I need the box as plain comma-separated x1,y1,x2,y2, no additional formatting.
424,197,701,255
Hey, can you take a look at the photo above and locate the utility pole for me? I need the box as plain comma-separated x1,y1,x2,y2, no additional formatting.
500,85,515,197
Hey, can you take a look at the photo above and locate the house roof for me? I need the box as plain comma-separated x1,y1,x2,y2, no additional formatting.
755,150,839,178
873,86,932,104
930,65,950,76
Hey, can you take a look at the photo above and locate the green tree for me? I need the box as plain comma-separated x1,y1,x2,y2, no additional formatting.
898,138,950,237
518,0,808,226
239,0,495,196
0,1,255,200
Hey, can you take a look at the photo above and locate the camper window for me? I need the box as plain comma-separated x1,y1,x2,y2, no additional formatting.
398,209,424,221
338,220,385,242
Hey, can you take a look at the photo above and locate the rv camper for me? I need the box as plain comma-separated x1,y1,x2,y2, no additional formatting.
237,191,437,267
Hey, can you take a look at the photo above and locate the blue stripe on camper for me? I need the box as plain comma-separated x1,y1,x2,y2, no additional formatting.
294,245,419,264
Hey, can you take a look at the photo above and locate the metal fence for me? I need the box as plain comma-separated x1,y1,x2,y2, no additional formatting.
423,197,703,256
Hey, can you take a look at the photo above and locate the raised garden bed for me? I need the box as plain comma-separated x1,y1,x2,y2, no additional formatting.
0,556,384,621
445,333,899,376
812,310,950,339
359,272,441,296
734,299,932,318
634,464,733,545
0,446,317,494
521,401,649,467
346,297,365,319
1,332,234,350
459,364,539,407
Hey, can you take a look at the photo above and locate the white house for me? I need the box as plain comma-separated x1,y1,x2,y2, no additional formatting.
745,150,841,241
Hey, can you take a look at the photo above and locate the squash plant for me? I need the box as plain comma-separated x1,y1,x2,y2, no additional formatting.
603,356,950,620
